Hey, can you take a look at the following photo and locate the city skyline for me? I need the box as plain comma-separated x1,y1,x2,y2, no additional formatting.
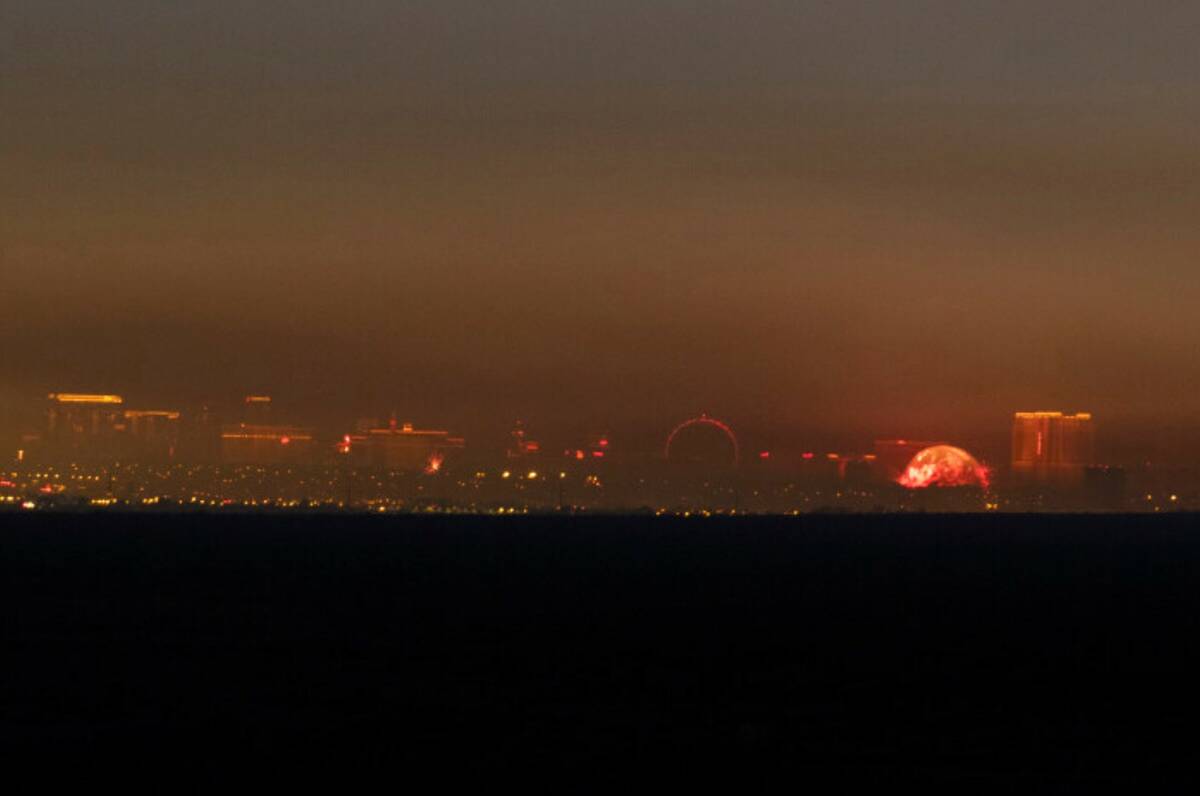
10,387,1110,467
7,387,1140,509
11,363,1200,461
14,382,1200,470
7,388,1190,514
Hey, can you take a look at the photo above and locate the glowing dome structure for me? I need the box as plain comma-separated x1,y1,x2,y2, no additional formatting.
898,445,989,489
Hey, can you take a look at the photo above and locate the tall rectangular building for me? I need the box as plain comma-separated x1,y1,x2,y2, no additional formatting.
1011,411,1095,484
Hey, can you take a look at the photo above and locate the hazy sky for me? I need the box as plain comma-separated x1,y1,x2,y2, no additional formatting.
5,2,1200,451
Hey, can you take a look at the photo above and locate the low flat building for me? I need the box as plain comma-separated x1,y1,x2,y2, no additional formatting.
220,423,316,465
354,419,465,472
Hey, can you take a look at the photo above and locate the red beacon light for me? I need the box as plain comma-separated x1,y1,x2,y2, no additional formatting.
759,451,771,459
280,435,291,446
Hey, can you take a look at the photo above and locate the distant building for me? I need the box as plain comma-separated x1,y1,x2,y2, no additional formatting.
796,451,839,481
124,410,181,461
507,421,541,459
1012,411,1095,485
897,445,990,489
180,404,221,463
798,452,878,483
351,418,465,472
565,432,611,462
243,395,273,424
220,423,316,465
44,393,126,461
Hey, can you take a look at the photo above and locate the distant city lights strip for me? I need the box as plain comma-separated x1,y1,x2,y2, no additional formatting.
48,393,124,405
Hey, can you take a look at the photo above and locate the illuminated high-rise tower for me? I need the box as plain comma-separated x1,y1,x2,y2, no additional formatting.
1011,411,1095,484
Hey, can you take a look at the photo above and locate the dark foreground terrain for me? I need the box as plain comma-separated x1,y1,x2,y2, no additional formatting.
3,511,1200,783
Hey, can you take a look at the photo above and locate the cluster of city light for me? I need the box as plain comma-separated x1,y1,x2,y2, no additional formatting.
4,460,893,514
19,398,1052,512
9,398,1200,513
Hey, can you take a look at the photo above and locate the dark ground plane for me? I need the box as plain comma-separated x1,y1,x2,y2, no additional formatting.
3,512,1200,784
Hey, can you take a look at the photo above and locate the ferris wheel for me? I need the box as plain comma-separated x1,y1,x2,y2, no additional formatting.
663,413,740,466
